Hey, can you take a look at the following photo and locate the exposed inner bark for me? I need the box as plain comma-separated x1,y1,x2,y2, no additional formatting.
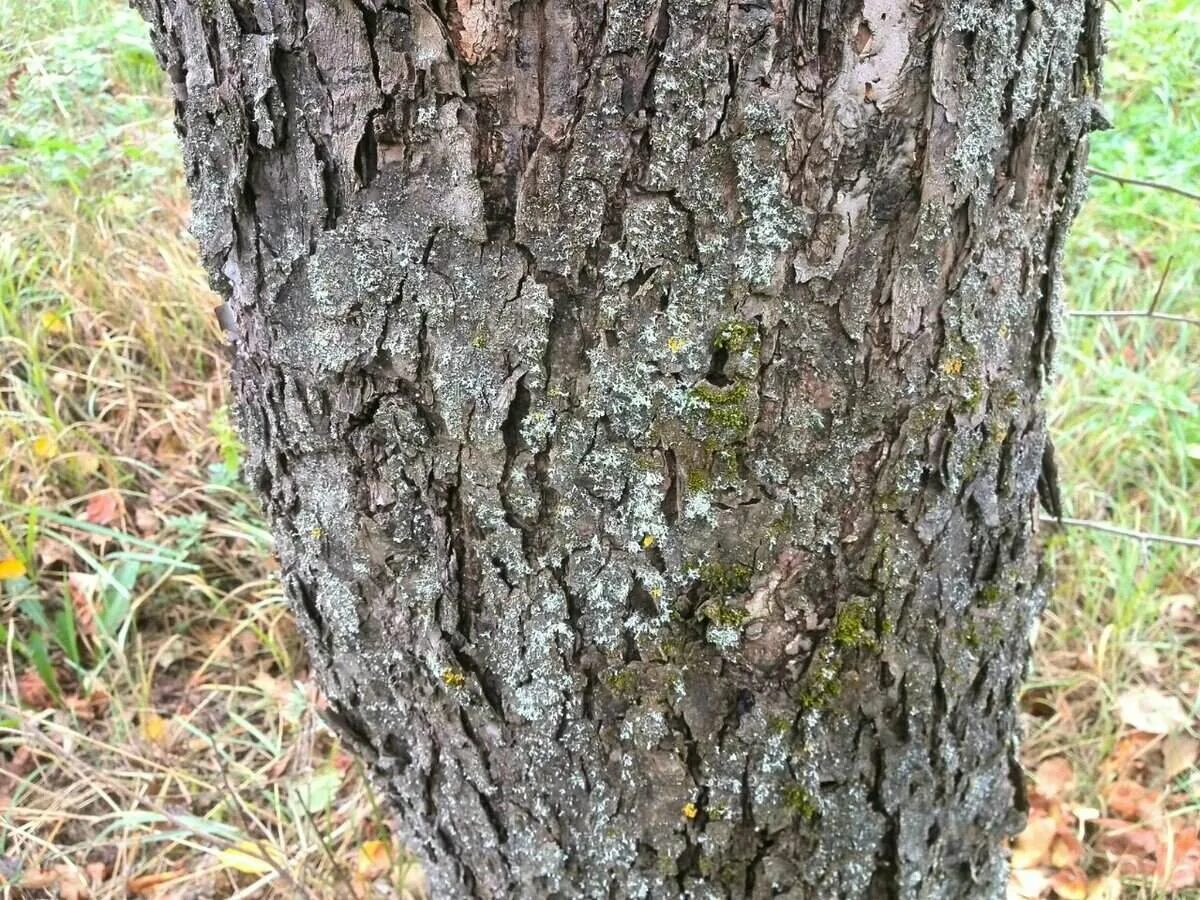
134,0,1103,895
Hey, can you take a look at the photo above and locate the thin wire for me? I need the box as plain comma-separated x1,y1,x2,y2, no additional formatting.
1087,167,1200,203
1067,309,1200,327
1043,515,1200,549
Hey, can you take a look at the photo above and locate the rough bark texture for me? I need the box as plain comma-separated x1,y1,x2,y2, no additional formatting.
135,0,1103,895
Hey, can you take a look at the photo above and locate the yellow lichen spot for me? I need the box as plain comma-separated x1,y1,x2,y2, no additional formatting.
649,586,664,600
667,335,686,353
940,356,964,376
641,534,656,549
441,669,466,688
310,526,325,539
470,329,488,349
681,802,698,820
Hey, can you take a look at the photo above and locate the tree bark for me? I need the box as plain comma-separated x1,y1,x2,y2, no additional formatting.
135,0,1103,895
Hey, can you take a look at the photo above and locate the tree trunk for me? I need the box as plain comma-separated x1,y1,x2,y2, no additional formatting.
135,0,1103,894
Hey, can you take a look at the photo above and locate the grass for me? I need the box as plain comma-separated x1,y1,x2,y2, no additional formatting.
0,0,1196,897
1024,1,1200,894
0,3,413,897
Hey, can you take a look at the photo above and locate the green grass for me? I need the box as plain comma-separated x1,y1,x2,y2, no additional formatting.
0,2,413,896
1026,1,1200,893
1043,0,1199,683
0,0,1195,897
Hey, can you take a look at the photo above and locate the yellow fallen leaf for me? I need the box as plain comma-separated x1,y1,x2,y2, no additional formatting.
356,839,391,878
0,557,27,580
217,840,284,875
141,713,169,746
1012,814,1057,869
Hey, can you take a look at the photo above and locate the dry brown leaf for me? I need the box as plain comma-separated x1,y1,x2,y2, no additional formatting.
3,745,36,781
134,505,160,536
37,539,76,568
67,572,99,641
17,869,60,889
1096,818,1159,875
1158,825,1200,892
16,669,53,709
1013,814,1058,869
1117,688,1189,735
1034,757,1075,801
1105,779,1161,822
1164,594,1197,624
1163,734,1200,780
83,490,123,527
1100,732,1156,780
1050,831,1083,868
1049,866,1087,899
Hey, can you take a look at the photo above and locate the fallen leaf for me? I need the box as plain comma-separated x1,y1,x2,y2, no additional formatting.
1008,866,1052,898
1050,830,1083,868
1164,594,1196,624
1117,687,1189,734
17,670,52,709
355,839,391,879
1084,874,1121,900
1034,757,1075,801
134,506,159,536
16,869,59,889
128,868,187,895
141,713,169,747
1158,825,1200,892
1012,813,1058,869
67,572,99,641
1049,866,1087,899
37,539,75,568
1104,779,1161,822
1163,734,1200,780
217,840,284,875
1100,732,1156,780
1096,819,1159,874
0,557,27,580
83,491,123,527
